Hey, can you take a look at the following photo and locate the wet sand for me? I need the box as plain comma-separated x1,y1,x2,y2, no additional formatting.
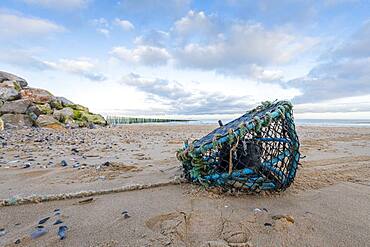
0,125,370,246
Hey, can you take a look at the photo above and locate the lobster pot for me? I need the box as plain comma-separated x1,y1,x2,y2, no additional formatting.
176,101,300,192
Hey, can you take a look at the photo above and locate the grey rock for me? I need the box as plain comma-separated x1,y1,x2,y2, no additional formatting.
1,114,33,128
56,96,74,106
0,71,27,88
0,99,32,114
35,115,60,127
53,107,74,122
0,87,20,101
28,112,38,121
27,105,42,116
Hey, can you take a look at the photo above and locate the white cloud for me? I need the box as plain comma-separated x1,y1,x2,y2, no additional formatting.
44,58,107,81
120,73,255,115
91,18,109,28
173,10,215,38
114,18,135,31
288,21,370,103
111,46,171,66
175,21,319,71
0,12,64,37
22,0,89,9
0,49,106,81
134,30,170,47
97,28,110,37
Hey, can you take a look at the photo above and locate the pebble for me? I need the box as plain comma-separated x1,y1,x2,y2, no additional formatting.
53,219,63,225
31,228,48,239
60,160,68,167
58,226,68,240
15,239,21,244
22,163,31,169
122,211,131,219
0,228,6,237
253,208,262,214
38,217,50,225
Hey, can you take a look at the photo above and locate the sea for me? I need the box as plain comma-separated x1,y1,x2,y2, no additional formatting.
189,118,370,127
110,118,370,127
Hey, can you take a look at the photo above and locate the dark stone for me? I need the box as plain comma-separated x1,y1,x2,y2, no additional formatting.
0,71,28,88
0,99,32,114
1,114,33,128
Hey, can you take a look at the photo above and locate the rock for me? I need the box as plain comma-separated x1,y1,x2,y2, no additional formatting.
68,104,89,112
53,107,74,122
122,211,131,219
1,114,33,128
0,80,19,90
0,228,6,237
34,103,53,115
53,219,63,225
31,228,48,239
50,99,63,110
27,105,40,116
61,160,68,167
56,96,74,106
0,71,106,129
38,217,50,225
0,87,20,101
28,112,38,121
0,99,32,114
0,117,3,131
58,225,68,240
22,163,31,169
80,111,107,126
0,71,28,88
20,88,55,104
65,118,79,129
35,115,62,128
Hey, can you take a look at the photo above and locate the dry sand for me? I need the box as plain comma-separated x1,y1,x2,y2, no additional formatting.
0,125,369,246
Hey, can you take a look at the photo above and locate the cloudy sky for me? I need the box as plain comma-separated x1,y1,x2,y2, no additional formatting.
1,0,370,119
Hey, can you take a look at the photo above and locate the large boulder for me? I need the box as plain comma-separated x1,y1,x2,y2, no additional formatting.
20,88,55,104
35,115,62,128
56,96,74,107
1,113,33,128
0,99,32,114
68,104,89,112
0,87,20,101
35,103,53,115
50,99,63,110
53,107,74,122
0,71,28,88
80,112,107,126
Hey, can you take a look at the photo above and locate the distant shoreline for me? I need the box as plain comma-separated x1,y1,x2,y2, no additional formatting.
106,117,370,127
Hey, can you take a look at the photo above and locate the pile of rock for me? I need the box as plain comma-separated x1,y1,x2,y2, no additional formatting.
0,71,107,130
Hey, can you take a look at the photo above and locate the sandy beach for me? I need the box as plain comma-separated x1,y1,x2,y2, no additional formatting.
0,125,370,247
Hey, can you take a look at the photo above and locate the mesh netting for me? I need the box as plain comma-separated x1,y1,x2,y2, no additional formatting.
176,100,300,193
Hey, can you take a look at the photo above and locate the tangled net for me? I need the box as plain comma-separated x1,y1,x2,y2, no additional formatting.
176,100,300,192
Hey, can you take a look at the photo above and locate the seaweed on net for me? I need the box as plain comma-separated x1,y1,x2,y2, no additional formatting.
176,100,300,192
